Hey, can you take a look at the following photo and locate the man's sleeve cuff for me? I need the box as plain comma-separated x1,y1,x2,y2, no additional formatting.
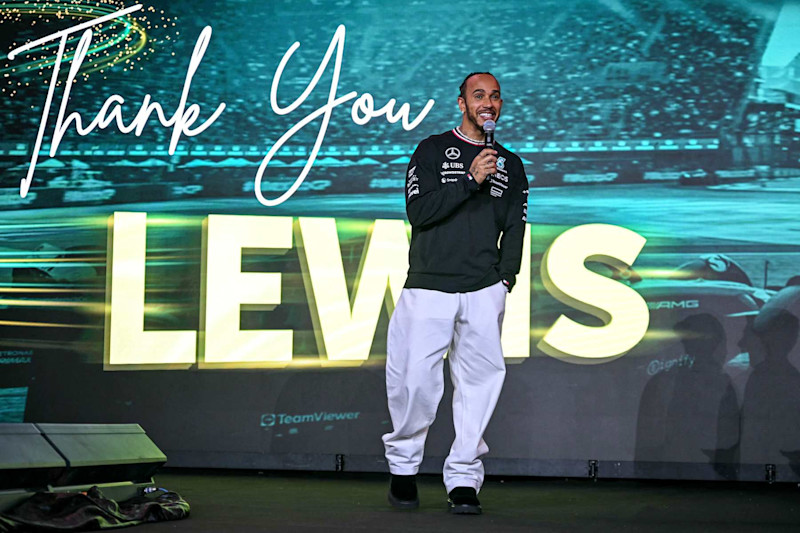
464,173,480,192
501,279,512,293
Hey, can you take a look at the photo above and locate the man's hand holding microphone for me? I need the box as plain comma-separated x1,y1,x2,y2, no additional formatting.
468,119,497,185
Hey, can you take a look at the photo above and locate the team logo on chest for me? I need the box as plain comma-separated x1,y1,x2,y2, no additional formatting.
497,156,506,170
445,147,461,160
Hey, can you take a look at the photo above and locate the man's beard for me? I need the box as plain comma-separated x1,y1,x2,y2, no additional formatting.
466,109,483,132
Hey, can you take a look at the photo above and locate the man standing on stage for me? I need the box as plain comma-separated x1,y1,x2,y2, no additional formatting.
382,72,529,514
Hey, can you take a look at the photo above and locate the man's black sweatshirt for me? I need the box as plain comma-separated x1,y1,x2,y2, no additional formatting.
404,128,529,293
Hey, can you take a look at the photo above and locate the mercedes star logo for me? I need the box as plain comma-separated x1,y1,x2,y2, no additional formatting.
445,147,461,160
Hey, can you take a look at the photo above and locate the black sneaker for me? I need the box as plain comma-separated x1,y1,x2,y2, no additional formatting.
388,474,419,509
447,487,481,515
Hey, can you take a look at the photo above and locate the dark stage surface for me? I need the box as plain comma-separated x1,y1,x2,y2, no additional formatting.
144,470,800,532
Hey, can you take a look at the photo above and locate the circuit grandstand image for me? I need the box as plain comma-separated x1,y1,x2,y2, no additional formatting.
0,0,798,205
1,0,800,481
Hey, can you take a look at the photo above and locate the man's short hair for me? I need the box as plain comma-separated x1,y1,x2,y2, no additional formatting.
459,72,496,100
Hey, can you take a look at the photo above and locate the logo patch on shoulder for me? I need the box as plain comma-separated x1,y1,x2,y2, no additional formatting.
445,147,461,160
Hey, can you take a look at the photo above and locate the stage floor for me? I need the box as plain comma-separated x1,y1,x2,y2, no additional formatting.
145,470,800,532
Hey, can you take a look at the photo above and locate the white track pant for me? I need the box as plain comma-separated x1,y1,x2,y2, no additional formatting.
382,281,507,493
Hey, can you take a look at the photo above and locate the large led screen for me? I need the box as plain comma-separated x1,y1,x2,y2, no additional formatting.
1,0,799,481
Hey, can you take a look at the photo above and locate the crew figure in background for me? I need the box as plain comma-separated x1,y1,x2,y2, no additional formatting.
382,72,529,515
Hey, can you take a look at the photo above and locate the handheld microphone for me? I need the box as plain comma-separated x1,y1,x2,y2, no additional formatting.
483,119,496,148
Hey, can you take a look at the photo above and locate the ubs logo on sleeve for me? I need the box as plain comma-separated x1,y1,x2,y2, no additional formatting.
445,147,460,160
